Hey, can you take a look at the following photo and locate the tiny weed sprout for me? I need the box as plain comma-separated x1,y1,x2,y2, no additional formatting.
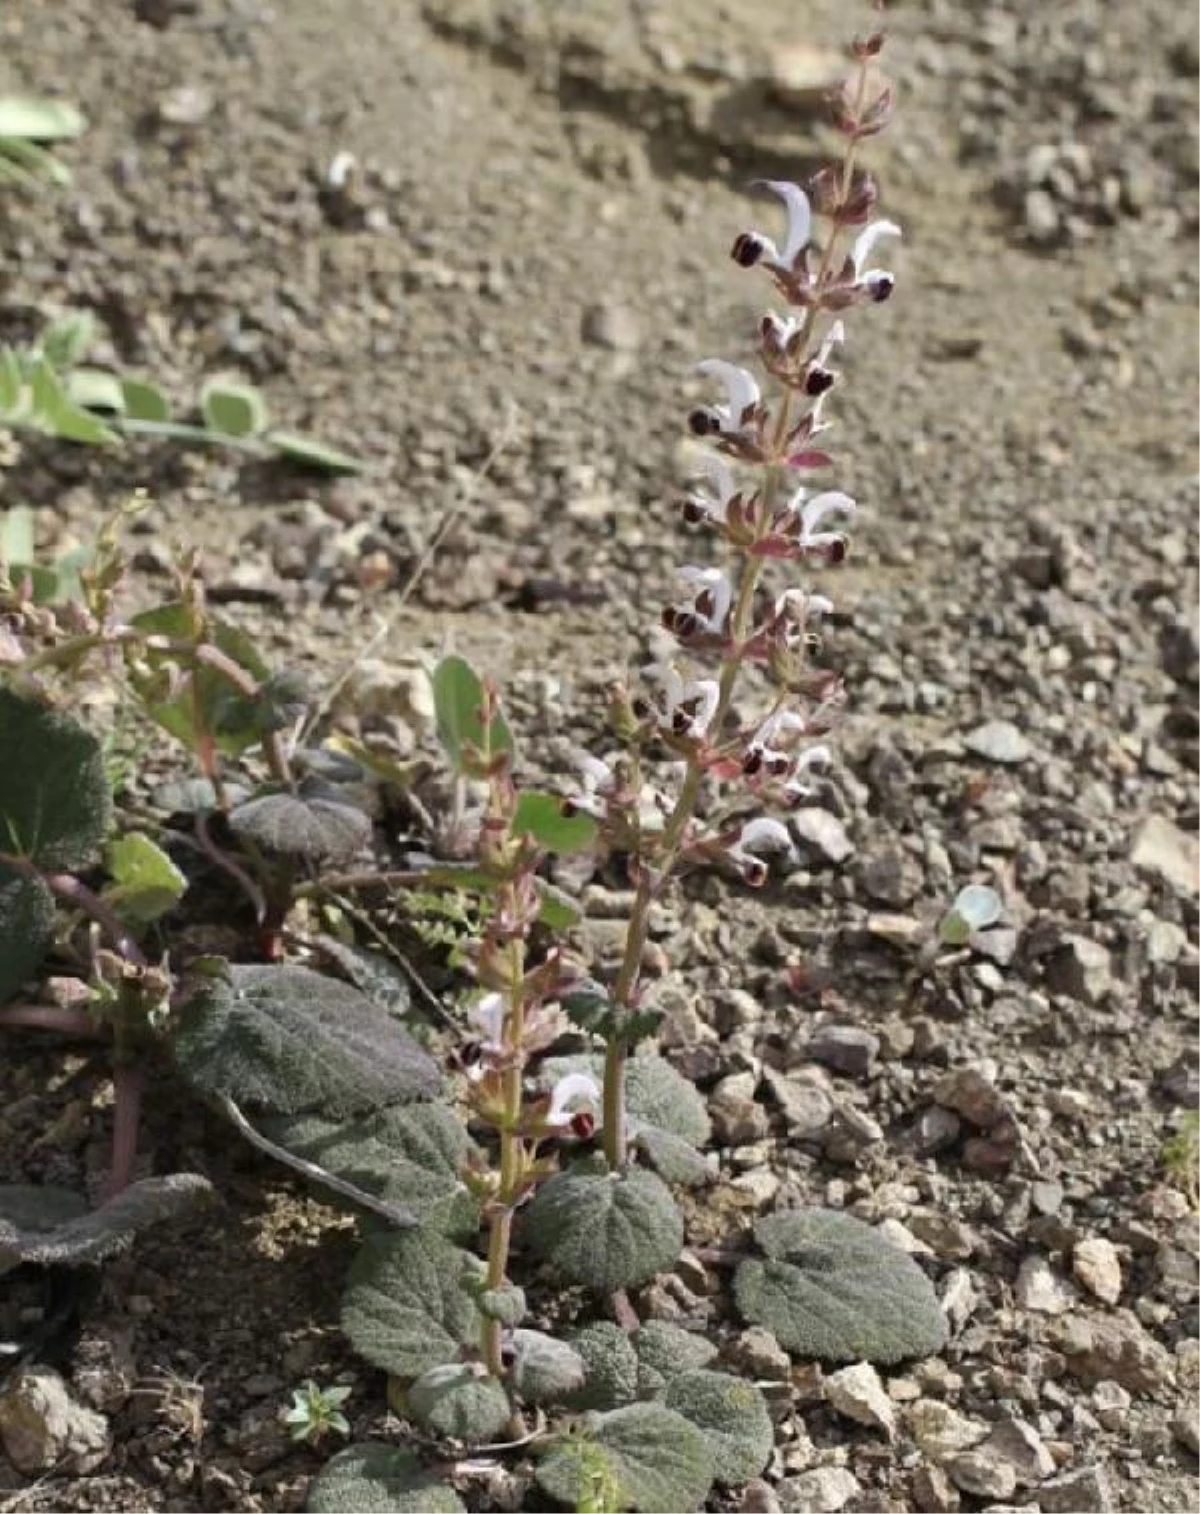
0,310,364,472
0,97,85,188
1161,1110,1199,1205
284,1381,353,1446
2,5,956,1511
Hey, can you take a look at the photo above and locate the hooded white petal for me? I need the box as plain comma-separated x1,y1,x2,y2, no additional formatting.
760,180,813,265
695,359,761,426
469,992,506,1049
799,490,856,541
546,1071,602,1126
851,219,901,280
686,451,738,521
678,564,734,632
737,816,795,855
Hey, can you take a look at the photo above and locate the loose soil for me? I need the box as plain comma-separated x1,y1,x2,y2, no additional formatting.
1,1,1197,1511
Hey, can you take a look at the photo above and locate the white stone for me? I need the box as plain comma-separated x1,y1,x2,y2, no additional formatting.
824,1362,896,1438
1072,1236,1123,1305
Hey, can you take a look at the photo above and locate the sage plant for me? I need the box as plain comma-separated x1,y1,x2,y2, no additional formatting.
588,22,900,1171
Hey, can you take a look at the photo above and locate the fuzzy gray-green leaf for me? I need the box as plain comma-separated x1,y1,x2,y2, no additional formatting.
175,963,441,1116
663,1371,772,1484
262,1101,476,1238
0,865,55,1005
508,1330,586,1405
406,1365,510,1445
524,1166,683,1293
1,1175,212,1276
228,786,371,864
632,1124,709,1187
0,687,112,869
567,1322,641,1411
734,1208,947,1364
535,1404,715,1513
341,1230,479,1379
626,1056,711,1147
306,1444,464,1513
634,1321,717,1398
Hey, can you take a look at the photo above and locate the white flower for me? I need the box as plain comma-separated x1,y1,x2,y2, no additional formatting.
784,488,856,551
546,1071,601,1128
814,320,846,366
569,752,617,817
743,180,813,269
677,564,734,633
850,219,901,296
685,452,738,524
469,992,506,1052
693,360,761,434
784,745,833,800
749,708,809,761
774,587,835,621
645,662,721,739
727,816,796,883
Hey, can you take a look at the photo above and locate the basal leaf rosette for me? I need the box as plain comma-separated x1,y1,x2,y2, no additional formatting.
734,1208,947,1364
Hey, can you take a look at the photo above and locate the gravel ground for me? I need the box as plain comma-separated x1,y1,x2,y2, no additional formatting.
1,0,1196,1510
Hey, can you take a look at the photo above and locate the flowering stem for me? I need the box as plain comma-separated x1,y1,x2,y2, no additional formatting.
481,922,527,1379
603,555,767,1172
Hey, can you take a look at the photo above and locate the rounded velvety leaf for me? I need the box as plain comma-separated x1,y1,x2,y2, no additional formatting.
632,1124,709,1187
228,787,370,865
566,1321,640,1411
1,1175,212,1274
406,1365,510,1445
341,1230,479,1379
523,1166,683,1293
306,1444,465,1513
663,1370,773,1484
633,1321,717,1397
261,1102,477,1239
734,1208,948,1364
508,1330,586,1405
535,1404,715,1514
626,1055,711,1146
0,688,112,869
174,963,441,1116
0,866,55,1005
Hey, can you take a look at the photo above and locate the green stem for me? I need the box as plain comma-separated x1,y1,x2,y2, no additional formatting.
481,932,526,1379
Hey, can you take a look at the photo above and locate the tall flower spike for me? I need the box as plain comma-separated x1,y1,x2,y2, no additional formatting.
731,180,813,270
691,360,761,436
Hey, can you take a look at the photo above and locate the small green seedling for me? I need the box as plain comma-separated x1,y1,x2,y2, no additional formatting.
283,1380,353,1446
0,97,85,188
1162,1110,1199,1204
